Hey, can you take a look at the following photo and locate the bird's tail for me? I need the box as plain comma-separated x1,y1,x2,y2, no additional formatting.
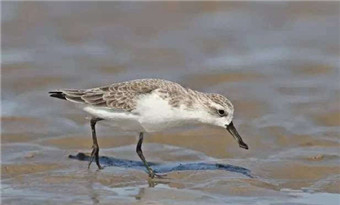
49,89,89,104
49,91,67,100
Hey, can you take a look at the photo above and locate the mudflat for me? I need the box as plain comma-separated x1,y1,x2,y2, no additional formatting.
2,2,339,204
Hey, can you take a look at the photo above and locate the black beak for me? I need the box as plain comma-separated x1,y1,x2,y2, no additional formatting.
226,121,249,150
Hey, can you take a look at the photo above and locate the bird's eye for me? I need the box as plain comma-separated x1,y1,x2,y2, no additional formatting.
218,109,225,116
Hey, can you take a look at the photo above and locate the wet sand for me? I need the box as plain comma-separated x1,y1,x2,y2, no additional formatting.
2,2,340,205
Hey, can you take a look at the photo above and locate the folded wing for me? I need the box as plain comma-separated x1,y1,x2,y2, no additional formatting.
49,79,181,112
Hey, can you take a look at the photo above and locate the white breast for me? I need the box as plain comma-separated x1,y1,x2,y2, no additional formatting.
134,91,201,132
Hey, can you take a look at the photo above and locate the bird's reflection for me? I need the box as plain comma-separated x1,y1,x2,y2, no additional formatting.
85,171,100,204
134,187,145,200
69,152,252,178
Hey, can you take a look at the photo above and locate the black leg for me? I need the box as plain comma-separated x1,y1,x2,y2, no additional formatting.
88,118,103,170
136,132,157,178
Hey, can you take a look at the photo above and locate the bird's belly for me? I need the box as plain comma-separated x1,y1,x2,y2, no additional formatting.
138,108,200,132
139,119,195,132
82,106,144,132
101,118,144,132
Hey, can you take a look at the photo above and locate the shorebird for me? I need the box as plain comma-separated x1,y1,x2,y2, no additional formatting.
49,78,248,178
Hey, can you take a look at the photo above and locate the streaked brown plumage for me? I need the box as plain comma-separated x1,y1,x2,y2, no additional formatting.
49,78,233,112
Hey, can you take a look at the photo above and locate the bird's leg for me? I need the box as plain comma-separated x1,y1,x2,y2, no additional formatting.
136,132,164,179
136,132,154,178
88,117,103,170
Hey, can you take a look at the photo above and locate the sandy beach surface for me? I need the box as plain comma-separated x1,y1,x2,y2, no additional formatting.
2,2,340,204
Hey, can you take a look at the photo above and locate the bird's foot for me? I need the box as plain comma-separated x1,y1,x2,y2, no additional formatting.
88,145,102,170
148,170,167,179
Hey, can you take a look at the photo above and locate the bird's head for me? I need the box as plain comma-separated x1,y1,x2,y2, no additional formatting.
197,93,249,150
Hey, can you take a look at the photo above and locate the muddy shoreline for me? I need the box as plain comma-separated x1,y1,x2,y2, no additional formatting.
2,2,340,204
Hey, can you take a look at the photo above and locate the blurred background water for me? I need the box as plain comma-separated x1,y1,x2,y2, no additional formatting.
2,2,340,205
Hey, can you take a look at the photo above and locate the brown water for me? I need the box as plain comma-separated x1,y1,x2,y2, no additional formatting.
1,2,340,205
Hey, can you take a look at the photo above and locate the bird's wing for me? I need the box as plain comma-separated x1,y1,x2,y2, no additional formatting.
55,79,183,112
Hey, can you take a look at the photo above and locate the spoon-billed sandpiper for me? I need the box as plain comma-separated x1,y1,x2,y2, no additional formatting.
49,78,248,178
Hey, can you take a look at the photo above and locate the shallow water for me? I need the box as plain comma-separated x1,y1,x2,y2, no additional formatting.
1,2,340,205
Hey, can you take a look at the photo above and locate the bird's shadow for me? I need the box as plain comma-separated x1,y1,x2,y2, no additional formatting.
69,152,253,178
